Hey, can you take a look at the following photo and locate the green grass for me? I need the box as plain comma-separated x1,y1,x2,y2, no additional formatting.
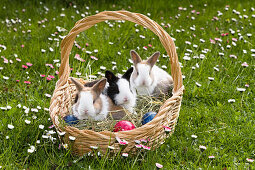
0,0,255,169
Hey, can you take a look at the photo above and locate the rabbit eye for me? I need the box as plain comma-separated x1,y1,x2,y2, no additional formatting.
137,71,139,76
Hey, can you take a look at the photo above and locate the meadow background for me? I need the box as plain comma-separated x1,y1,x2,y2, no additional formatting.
0,0,254,169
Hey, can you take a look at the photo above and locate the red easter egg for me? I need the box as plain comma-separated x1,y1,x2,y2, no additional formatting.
113,120,135,132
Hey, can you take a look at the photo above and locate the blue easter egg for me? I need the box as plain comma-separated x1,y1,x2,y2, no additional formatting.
64,115,79,125
142,112,157,125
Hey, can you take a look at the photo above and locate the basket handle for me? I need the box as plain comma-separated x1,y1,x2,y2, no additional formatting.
58,11,183,93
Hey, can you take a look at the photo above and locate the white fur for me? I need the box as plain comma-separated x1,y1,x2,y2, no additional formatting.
114,78,136,113
131,64,173,96
93,94,109,121
103,82,109,94
72,92,109,121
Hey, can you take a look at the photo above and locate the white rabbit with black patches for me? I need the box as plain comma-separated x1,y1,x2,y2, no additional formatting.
130,50,173,96
71,78,109,121
105,67,136,114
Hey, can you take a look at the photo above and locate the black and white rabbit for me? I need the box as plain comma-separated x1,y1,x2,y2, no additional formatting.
71,78,109,121
130,50,173,96
105,67,136,114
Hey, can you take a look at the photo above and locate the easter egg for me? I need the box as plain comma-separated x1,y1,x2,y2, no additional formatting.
141,112,157,125
113,120,135,132
64,115,79,125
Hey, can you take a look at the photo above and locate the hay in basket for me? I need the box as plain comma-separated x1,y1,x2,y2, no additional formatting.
65,93,170,132
49,10,184,156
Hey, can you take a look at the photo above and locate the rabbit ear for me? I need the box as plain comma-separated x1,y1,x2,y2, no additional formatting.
92,78,107,97
71,78,84,92
105,70,118,83
122,67,134,81
84,79,100,87
130,50,142,66
146,51,160,67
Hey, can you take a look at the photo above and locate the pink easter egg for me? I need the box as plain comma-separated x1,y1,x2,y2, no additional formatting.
113,120,135,132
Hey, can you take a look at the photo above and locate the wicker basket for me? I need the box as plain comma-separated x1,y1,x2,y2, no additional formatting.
49,10,184,156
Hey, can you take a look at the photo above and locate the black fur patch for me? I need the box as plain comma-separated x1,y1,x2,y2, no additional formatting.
122,67,133,81
106,82,119,105
105,70,120,104
105,71,118,83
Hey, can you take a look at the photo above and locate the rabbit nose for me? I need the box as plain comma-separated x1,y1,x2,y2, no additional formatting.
142,81,146,86
84,110,88,113
123,97,128,102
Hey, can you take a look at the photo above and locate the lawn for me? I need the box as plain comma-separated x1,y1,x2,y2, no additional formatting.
0,0,254,169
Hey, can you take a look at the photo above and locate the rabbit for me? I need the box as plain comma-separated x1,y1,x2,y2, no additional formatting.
130,50,173,96
105,67,136,114
71,78,109,121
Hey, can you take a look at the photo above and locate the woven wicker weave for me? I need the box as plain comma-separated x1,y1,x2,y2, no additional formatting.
49,10,184,156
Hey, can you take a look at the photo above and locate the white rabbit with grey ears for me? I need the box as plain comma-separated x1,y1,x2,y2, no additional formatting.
105,67,136,114
130,50,173,96
71,78,109,121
